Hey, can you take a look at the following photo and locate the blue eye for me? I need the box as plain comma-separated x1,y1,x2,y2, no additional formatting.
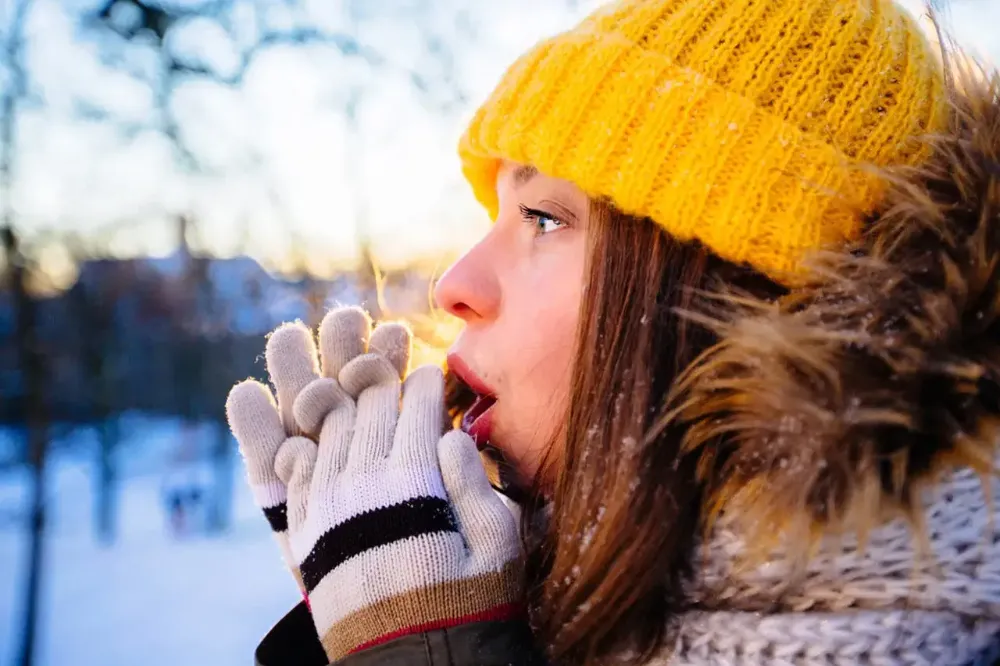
519,204,566,235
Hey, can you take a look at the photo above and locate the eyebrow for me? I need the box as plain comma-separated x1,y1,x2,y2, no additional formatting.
512,164,538,188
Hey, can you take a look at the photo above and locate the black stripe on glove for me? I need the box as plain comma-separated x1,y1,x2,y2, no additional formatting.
300,496,459,593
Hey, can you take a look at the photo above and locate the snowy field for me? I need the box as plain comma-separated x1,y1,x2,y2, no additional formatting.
0,416,299,666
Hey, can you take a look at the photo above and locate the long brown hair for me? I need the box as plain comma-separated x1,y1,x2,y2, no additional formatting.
446,199,783,664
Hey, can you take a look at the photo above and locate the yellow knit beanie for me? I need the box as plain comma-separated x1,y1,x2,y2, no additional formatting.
458,0,948,283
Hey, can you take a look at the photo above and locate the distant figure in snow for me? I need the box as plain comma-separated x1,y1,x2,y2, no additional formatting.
162,421,206,538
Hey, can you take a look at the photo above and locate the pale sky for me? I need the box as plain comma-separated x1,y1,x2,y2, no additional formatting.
7,0,999,282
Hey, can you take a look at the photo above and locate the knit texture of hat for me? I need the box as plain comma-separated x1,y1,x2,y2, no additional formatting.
458,0,948,283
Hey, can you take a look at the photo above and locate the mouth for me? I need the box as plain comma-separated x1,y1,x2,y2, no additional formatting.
461,394,497,446
446,354,497,448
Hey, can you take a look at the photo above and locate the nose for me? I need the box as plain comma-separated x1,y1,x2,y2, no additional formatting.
433,238,501,323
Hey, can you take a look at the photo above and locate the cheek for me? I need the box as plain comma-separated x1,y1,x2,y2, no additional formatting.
510,293,579,405
494,255,584,463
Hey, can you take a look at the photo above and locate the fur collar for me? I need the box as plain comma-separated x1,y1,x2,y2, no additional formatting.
673,63,1000,554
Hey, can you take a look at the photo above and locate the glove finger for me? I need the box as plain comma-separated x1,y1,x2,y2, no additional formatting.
368,321,412,380
438,429,521,565
293,377,350,436
393,365,445,467
226,380,287,521
227,381,304,594
318,306,371,379
266,322,320,435
274,436,318,536
342,354,400,470
339,352,400,399
311,384,356,491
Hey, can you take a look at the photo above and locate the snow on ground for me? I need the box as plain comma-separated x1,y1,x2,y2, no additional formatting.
0,417,299,666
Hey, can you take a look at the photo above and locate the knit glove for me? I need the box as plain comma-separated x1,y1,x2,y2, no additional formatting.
277,349,524,661
226,306,391,595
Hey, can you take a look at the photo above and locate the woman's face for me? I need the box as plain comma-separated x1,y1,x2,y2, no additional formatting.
434,161,589,484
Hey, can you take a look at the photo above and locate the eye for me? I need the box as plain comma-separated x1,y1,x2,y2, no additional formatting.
519,204,567,236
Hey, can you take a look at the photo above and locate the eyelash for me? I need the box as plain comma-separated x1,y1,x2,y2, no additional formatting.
519,204,567,235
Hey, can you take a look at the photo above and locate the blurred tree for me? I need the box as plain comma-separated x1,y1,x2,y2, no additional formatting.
85,0,473,178
84,0,476,266
1,227,49,666
67,257,121,544
94,0,176,41
1,0,51,664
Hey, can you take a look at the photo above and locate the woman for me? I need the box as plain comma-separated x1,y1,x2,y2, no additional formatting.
227,0,1000,663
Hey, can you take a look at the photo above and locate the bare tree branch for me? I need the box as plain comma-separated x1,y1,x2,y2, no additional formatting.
82,0,475,175
1,0,34,225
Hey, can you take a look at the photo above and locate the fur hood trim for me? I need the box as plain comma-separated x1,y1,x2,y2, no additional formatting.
673,61,1000,550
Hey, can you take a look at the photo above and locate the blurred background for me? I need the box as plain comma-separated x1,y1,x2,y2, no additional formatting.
0,1,996,665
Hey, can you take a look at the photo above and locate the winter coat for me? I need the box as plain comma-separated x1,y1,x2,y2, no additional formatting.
253,77,1000,666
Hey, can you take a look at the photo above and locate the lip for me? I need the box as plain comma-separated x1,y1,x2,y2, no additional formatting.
446,354,496,398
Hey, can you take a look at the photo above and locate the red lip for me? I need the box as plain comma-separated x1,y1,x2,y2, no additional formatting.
446,354,496,398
